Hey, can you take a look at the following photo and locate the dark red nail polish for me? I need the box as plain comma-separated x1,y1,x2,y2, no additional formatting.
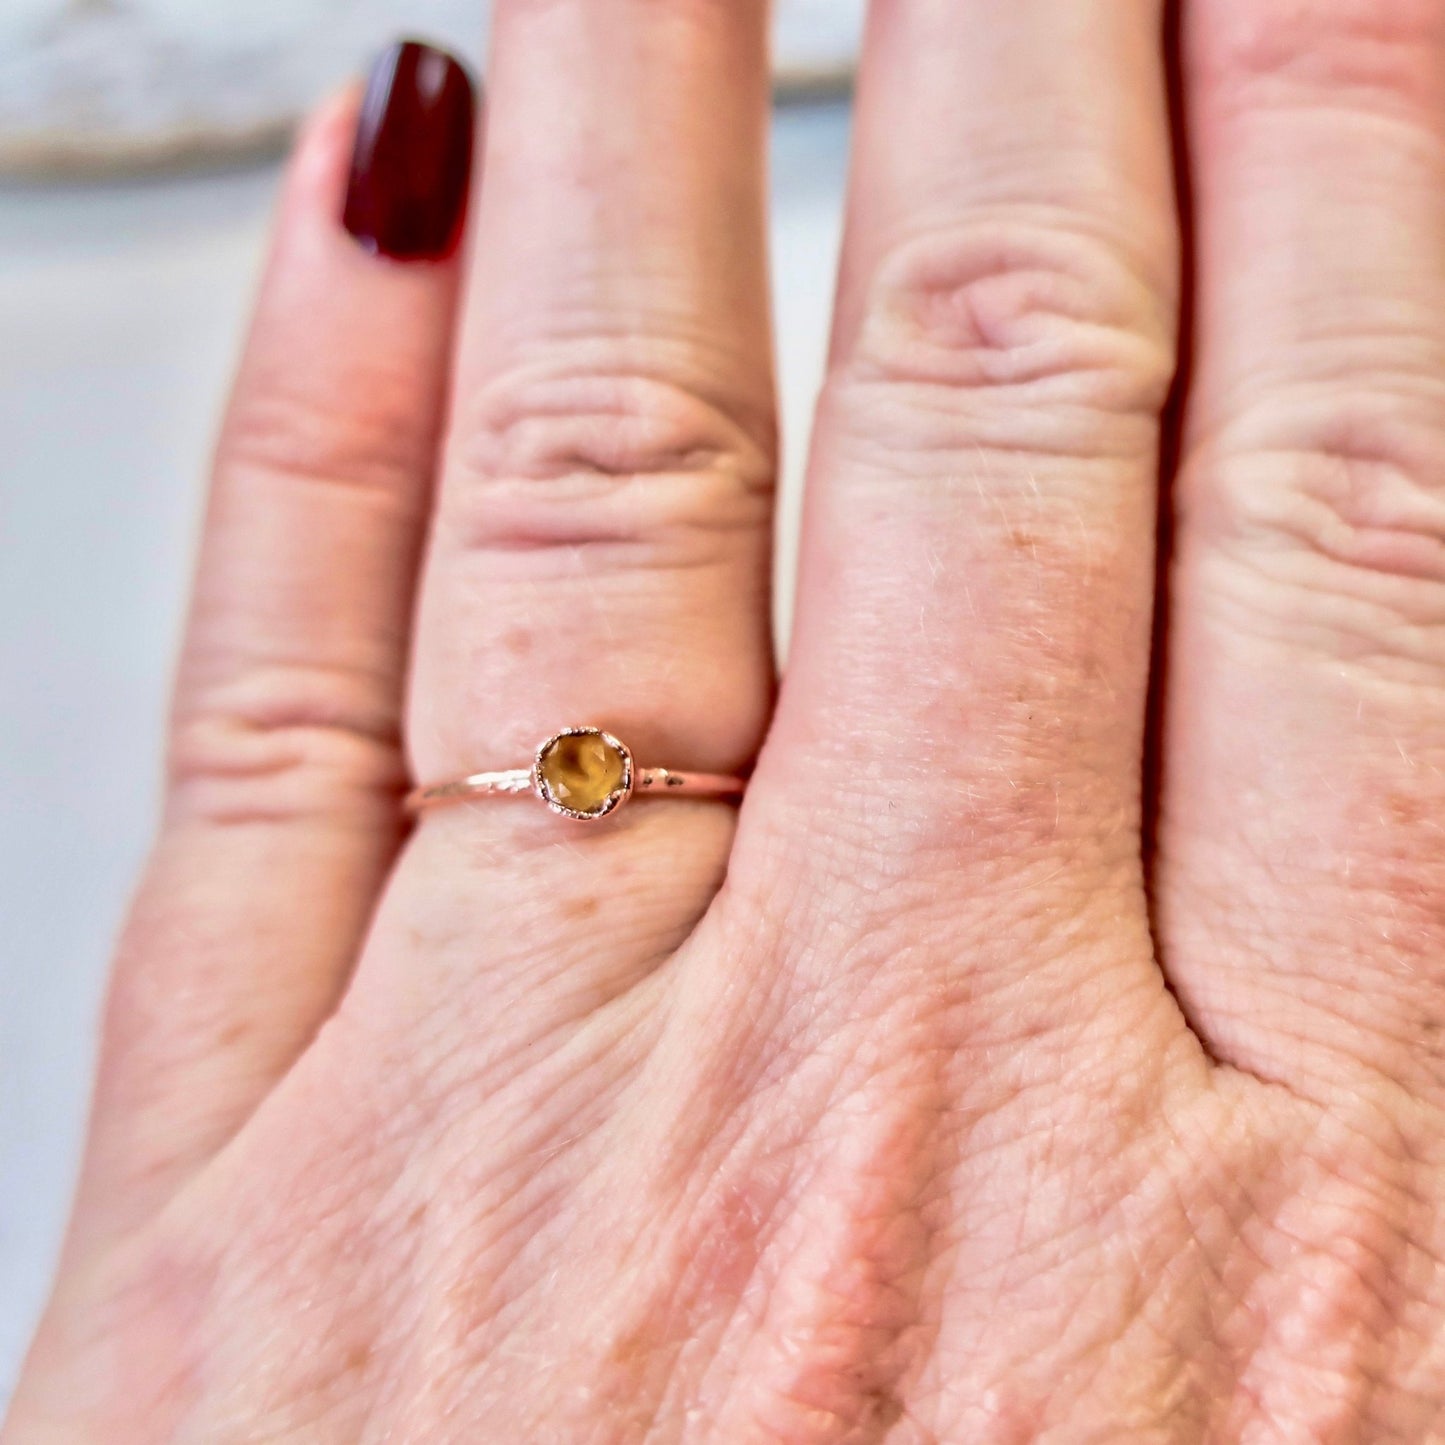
343,40,476,261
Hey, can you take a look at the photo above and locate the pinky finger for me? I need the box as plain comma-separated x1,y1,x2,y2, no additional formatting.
69,46,475,1255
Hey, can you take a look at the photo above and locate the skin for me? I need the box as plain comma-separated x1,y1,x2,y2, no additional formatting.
8,0,1445,1438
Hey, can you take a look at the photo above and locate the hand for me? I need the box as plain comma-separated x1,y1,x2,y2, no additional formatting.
9,2,1445,1439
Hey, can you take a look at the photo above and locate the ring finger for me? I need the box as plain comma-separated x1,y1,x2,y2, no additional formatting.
367,0,777,1014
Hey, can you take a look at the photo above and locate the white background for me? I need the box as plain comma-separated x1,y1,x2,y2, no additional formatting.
1,1,863,168
0,99,851,1402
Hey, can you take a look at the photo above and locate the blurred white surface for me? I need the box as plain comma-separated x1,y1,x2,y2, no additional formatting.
0,99,850,1401
2,1,863,171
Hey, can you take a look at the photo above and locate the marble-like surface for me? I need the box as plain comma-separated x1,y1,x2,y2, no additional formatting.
0,98,850,1403
1,2,864,171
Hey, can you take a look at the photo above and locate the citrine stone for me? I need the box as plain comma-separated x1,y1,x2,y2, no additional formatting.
536,731,628,816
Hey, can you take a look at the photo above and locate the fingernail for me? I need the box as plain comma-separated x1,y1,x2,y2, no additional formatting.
343,39,476,261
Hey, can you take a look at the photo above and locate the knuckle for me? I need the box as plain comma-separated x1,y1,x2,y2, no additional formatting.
1181,403,1445,669
166,661,404,826
834,221,1176,461
220,366,437,507
1196,0,1444,116
441,365,774,571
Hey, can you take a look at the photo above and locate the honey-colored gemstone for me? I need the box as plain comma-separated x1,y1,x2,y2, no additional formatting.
537,731,628,815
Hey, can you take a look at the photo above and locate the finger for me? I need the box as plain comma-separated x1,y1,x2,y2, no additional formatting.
407,0,775,800
74,51,475,1247
739,1,1182,1012
1158,1,1445,1097
377,0,776,1018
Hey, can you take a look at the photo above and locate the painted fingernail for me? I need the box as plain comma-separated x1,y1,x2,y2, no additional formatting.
342,39,476,261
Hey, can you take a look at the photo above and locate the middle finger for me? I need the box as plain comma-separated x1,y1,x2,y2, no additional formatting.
744,0,1182,1016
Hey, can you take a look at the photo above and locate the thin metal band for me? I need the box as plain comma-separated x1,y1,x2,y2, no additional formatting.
405,767,745,814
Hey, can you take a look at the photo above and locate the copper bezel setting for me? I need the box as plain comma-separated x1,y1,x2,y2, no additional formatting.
530,726,636,821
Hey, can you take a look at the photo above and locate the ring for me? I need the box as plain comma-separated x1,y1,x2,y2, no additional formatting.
405,726,746,822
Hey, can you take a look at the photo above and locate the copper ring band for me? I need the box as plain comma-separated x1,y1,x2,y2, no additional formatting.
405,727,745,823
